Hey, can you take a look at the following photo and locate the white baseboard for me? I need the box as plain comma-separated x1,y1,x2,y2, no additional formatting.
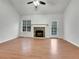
65,39,79,47
0,39,12,43
0,37,18,44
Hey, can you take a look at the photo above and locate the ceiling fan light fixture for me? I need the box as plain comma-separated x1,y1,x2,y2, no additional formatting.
27,0,46,10
33,0,39,6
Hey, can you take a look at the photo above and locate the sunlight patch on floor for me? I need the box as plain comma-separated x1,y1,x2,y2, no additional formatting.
50,39,58,55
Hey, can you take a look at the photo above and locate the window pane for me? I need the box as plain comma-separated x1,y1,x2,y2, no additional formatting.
22,20,27,32
26,20,31,32
51,21,57,35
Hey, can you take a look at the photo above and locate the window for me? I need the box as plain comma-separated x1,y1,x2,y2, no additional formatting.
51,21,57,35
22,20,31,32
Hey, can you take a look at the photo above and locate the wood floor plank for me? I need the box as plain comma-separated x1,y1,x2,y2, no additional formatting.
0,37,79,59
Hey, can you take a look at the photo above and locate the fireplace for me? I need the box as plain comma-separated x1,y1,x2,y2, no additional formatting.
34,27,45,37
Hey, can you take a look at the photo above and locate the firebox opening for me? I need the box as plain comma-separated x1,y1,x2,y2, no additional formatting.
35,30,44,37
34,27,45,37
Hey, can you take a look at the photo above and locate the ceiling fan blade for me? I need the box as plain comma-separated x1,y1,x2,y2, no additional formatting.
39,1,46,5
27,1,33,4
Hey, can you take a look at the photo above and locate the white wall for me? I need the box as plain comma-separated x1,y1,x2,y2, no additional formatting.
64,0,79,47
0,0,19,43
19,14,64,38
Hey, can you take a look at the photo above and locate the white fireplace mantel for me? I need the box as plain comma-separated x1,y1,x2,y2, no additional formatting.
31,24,49,38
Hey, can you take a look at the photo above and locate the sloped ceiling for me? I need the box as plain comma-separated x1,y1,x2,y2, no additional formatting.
9,0,70,15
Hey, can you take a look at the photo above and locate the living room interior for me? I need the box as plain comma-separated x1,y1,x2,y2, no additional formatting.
0,0,79,59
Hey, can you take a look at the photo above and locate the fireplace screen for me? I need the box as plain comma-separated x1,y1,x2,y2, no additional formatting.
35,30,43,37
34,27,45,37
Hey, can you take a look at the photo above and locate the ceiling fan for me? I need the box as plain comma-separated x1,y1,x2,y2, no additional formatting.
27,0,46,9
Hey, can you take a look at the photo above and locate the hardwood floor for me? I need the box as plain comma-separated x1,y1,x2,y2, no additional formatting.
0,37,79,59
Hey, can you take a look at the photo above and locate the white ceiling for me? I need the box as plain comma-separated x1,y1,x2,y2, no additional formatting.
9,0,70,15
